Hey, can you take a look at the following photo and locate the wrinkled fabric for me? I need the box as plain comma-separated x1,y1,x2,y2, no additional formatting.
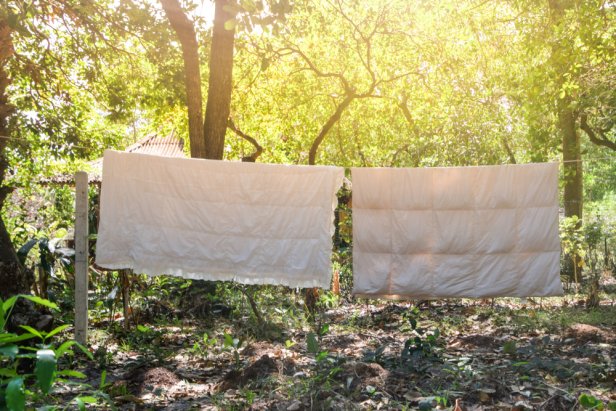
96,150,344,289
352,163,563,298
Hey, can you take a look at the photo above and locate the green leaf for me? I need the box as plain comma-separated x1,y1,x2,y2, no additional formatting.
579,393,603,410
0,333,36,345
224,18,237,31
56,340,93,360
72,341,94,360
20,295,59,311
35,349,56,394
19,325,43,340
503,340,517,355
76,395,97,404
2,296,19,315
17,239,38,264
45,324,70,340
241,0,257,13
316,351,328,362
306,332,319,354
6,378,25,411
0,368,18,378
100,370,107,388
56,370,86,379
0,344,19,360
1,296,18,331
607,402,616,411
55,341,75,358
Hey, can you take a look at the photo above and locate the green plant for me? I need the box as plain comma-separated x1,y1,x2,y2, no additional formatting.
400,307,441,363
0,294,92,410
560,216,587,288
223,332,243,368
317,291,339,310
17,233,75,299
579,393,616,410
191,332,218,358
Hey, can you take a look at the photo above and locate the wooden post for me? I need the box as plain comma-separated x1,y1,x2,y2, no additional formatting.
74,171,89,345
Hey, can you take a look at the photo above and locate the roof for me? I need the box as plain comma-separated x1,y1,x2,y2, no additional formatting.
41,131,185,185
124,130,185,158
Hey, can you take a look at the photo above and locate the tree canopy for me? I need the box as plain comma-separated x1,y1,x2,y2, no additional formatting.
0,0,614,293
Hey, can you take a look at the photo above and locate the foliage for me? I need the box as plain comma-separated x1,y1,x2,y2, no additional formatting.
223,332,243,368
579,393,616,411
0,1,615,407
0,295,93,410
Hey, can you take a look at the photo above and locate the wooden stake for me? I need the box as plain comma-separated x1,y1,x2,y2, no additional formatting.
74,171,89,345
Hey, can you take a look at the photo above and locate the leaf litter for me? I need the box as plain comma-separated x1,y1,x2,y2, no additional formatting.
80,297,615,410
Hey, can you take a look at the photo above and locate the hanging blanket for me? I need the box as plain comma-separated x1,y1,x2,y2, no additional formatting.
96,150,344,289
352,163,563,298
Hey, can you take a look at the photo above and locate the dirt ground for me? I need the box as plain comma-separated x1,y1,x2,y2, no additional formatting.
71,296,616,411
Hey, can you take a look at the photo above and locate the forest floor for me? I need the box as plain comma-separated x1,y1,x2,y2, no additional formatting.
61,282,616,411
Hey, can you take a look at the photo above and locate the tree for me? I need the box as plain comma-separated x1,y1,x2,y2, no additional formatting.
160,0,290,160
506,0,615,221
0,0,163,299
0,17,30,299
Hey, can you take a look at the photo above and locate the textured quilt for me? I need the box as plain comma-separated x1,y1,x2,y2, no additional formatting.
96,150,344,289
352,163,563,298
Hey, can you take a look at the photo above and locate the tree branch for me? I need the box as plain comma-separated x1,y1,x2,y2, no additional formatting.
581,114,616,151
227,118,263,162
501,137,517,164
309,94,354,165
280,46,353,93
397,94,420,135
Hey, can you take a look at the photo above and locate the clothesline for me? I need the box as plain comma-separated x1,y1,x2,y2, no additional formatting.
0,134,614,165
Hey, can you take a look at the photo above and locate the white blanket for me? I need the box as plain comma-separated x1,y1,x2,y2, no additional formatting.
96,150,344,289
352,163,563,298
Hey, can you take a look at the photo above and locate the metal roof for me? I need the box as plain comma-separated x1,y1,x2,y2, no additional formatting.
124,130,185,158
41,131,185,185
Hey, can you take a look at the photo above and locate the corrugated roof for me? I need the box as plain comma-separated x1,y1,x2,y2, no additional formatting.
125,130,185,158
41,131,185,185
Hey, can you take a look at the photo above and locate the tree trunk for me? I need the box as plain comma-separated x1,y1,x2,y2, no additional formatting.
0,218,30,300
159,0,206,158
305,95,354,312
559,103,583,220
559,101,583,284
203,0,237,160
548,0,583,221
0,19,31,300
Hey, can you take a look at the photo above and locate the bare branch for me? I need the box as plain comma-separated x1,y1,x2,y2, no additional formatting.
501,137,517,164
309,94,354,165
279,46,353,94
397,94,419,135
227,118,263,162
581,114,616,151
